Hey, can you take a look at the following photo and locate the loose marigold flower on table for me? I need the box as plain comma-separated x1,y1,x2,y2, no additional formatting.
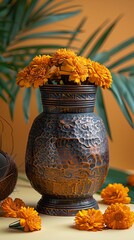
74,208,104,231
17,207,41,232
103,203,134,229
101,183,131,204
1,197,26,217
127,174,134,186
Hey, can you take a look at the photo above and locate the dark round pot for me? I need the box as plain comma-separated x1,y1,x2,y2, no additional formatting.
0,150,18,201
25,85,109,216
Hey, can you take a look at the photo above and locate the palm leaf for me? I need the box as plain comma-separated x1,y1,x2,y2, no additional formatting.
67,17,86,48
108,52,134,69
35,88,43,113
118,65,134,75
105,37,134,57
0,87,8,102
78,19,109,56
31,1,80,21
94,37,134,64
23,88,32,122
25,10,81,30
8,0,27,42
14,31,80,43
21,0,38,28
0,0,81,51
9,85,20,119
0,60,18,71
0,0,81,119
6,44,78,57
87,16,122,59
0,78,14,100
30,0,66,19
113,74,134,113
20,1,81,31
110,74,134,128
96,87,112,139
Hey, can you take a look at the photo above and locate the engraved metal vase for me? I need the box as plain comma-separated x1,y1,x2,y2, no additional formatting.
25,84,109,216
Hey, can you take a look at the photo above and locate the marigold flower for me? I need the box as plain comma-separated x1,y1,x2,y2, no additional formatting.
1,197,26,217
103,203,134,229
31,55,51,66
16,55,50,88
74,208,104,231
101,183,131,204
16,48,112,88
51,48,77,65
127,174,134,186
17,207,41,232
88,61,112,88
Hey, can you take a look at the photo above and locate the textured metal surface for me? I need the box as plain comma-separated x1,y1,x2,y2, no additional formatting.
25,85,109,215
37,196,99,216
40,84,97,113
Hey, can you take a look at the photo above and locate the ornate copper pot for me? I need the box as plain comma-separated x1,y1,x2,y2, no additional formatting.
25,85,109,216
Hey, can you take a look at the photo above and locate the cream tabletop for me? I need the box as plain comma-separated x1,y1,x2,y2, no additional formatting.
1,174,134,240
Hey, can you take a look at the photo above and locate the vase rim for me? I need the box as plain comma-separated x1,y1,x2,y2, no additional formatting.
40,84,97,92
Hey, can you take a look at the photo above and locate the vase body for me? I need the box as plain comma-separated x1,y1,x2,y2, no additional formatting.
25,85,109,216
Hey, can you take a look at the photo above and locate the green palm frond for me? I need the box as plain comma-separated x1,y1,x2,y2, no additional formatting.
0,0,81,118
95,87,112,139
75,17,134,137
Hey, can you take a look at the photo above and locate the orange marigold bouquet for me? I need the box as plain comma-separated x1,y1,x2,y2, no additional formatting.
16,48,112,89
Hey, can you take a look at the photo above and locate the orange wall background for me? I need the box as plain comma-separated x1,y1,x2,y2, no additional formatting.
0,0,134,172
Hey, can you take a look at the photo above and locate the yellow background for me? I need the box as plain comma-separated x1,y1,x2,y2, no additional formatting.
0,0,134,172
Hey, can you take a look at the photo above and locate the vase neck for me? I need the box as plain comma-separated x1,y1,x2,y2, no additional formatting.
40,85,97,113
